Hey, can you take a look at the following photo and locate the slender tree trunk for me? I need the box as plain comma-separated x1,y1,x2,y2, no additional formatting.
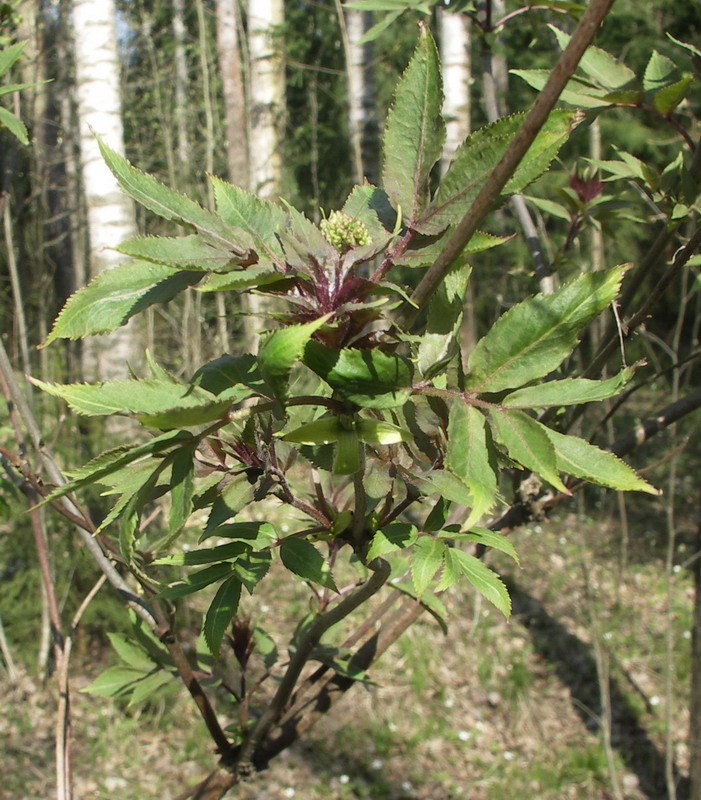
245,0,284,351
438,7,471,174
247,0,284,199
216,0,249,189
71,0,141,381
341,7,379,185
172,0,191,175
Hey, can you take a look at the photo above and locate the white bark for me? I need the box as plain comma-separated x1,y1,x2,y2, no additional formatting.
439,8,471,174
172,0,190,170
345,8,379,185
216,0,249,188
247,0,284,199
71,0,140,381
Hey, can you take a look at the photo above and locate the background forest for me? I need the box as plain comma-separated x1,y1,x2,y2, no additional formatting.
1,0,701,798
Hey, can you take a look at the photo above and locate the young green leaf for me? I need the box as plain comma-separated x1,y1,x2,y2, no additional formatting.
549,26,636,88
466,266,625,393
280,538,337,591
31,375,223,422
203,575,242,657
41,261,203,346
539,425,658,494
81,666,147,698
204,475,257,535
234,550,272,593
653,75,693,116
0,106,29,145
107,633,158,672
41,429,189,504
511,69,611,108
502,367,634,409
437,528,519,564
446,404,498,527
489,408,568,493
199,521,277,547
116,235,236,272
644,50,678,92
157,563,238,600
341,184,396,242
412,536,446,596
127,671,173,707
153,541,250,566
259,315,331,404
382,24,445,225
367,523,418,561
418,261,471,378
417,110,580,235
210,176,287,269
443,549,511,618
0,41,28,78
97,138,248,254
303,341,413,409
394,230,511,269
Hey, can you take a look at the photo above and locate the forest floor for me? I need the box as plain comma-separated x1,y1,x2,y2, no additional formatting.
1,502,694,800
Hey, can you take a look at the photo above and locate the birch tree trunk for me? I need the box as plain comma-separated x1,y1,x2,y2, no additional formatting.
71,0,141,381
216,0,249,189
343,8,379,186
247,0,284,199
172,0,191,175
438,7,471,174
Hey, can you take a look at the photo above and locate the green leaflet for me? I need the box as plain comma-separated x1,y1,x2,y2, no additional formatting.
196,266,284,292
418,261,471,379
42,429,190,504
0,41,27,78
199,521,277,548
549,26,636,88
466,266,625,393
489,408,568,493
107,633,157,672
416,110,580,235
0,106,28,145
203,576,243,657
168,444,196,536
154,541,251,566
437,549,511,618
367,523,418,561
511,70,611,108
653,76,693,115
502,367,634,409
412,536,445,596
191,354,265,401
341,184,396,242
157,563,238,600
81,666,149,698
303,341,413,409
98,138,248,254
644,50,677,92
204,475,257,535
437,528,519,564
259,316,331,404
446,404,498,527
41,261,203,346
280,538,337,591
31,375,225,424
210,176,287,269
382,25,445,225
538,425,658,495
117,235,236,272
393,230,511,268
127,671,173,707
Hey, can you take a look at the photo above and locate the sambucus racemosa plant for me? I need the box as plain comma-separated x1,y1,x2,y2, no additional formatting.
34,18,659,796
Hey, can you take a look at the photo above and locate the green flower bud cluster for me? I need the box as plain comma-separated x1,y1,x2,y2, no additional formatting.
320,211,371,252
